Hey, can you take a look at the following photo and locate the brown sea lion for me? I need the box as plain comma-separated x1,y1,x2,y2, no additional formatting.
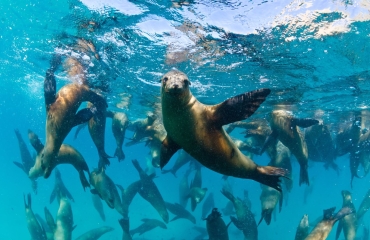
91,193,105,221
24,194,47,240
357,189,370,220
119,218,132,240
262,110,318,186
165,202,196,224
305,207,353,240
336,190,357,240
132,159,169,223
116,179,142,218
89,168,124,216
28,130,90,190
106,110,129,162
160,70,287,191
14,129,37,194
205,208,231,240
258,183,282,226
130,218,167,236
50,168,74,203
125,113,156,146
37,58,107,179
179,168,191,208
295,214,309,240
75,226,114,240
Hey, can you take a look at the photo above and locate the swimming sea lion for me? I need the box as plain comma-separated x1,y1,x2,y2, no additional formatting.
116,179,142,218
129,218,167,236
305,207,353,240
205,208,231,240
24,194,47,240
222,201,236,216
262,110,318,186
50,168,74,203
202,192,215,219
125,113,156,146
119,218,132,240
258,183,282,225
221,189,257,240
336,117,362,156
179,168,191,208
336,190,357,240
37,58,107,179
27,130,90,190
91,193,106,221
132,159,169,223
75,226,114,240
89,168,124,216
165,202,196,224
162,149,194,177
106,110,129,162
295,214,309,240
160,70,287,192
188,167,207,211
14,129,37,193
357,189,370,220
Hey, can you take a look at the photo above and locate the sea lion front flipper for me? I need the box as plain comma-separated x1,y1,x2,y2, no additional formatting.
160,136,181,169
291,118,319,128
170,215,181,222
255,166,288,192
210,88,271,127
78,170,90,191
44,69,56,108
335,220,343,240
259,130,279,155
73,108,96,127
13,161,25,172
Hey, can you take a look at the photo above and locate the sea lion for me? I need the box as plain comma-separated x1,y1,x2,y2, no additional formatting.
132,159,169,223
162,149,194,177
129,218,167,236
116,179,142,218
193,226,208,240
14,129,37,193
106,110,129,162
75,226,114,240
160,70,287,191
91,193,106,221
258,183,282,225
24,194,47,240
119,218,132,240
165,202,196,224
262,110,319,186
336,190,357,240
89,168,124,216
202,192,215,219
27,130,90,190
305,207,353,240
44,207,56,238
179,168,191,208
125,113,156,146
50,168,74,203
221,189,257,240
188,167,208,211
357,189,370,220
36,58,107,179
272,141,293,192
336,117,362,156
222,201,235,216
295,214,309,240
205,208,231,240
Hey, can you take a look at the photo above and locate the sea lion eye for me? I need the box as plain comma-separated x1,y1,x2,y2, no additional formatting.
160,77,168,83
184,79,191,86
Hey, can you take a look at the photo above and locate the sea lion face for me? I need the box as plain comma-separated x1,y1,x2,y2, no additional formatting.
161,70,191,96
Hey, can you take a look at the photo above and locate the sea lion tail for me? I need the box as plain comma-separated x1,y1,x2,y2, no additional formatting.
255,166,289,192
299,165,310,186
114,147,125,162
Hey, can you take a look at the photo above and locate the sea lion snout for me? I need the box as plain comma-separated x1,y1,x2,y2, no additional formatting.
161,70,190,95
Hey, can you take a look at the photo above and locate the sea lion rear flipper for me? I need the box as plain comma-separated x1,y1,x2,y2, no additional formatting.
299,164,310,186
291,118,319,128
44,69,56,108
210,88,271,127
13,161,25,172
259,130,279,155
160,136,181,169
335,220,343,240
73,108,96,127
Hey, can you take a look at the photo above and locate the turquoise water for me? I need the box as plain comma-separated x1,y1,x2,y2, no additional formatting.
1,0,370,239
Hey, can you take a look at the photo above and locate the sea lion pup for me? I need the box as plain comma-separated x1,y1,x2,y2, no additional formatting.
305,123,338,173
50,168,74,203
27,130,90,190
119,218,132,240
130,218,167,236
205,208,232,240
132,159,169,223
75,226,114,240
89,167,124,216
106,110,129,162
160,70,287,191
295,214,309,240
261,110,319,186
14,129,37,194
165,202,196,224
336,190,357,240
24,194,47,240
37,56,107,179
202,192,215,219
221,189,257,240
357,189,370,221
116,179,142,218
91,193,106,221
162,149,194,177
305,207,353,240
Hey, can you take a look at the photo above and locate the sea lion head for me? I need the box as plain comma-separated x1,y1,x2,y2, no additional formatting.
161,70,191,97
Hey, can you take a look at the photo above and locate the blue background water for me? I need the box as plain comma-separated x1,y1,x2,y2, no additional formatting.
1,0,370,239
